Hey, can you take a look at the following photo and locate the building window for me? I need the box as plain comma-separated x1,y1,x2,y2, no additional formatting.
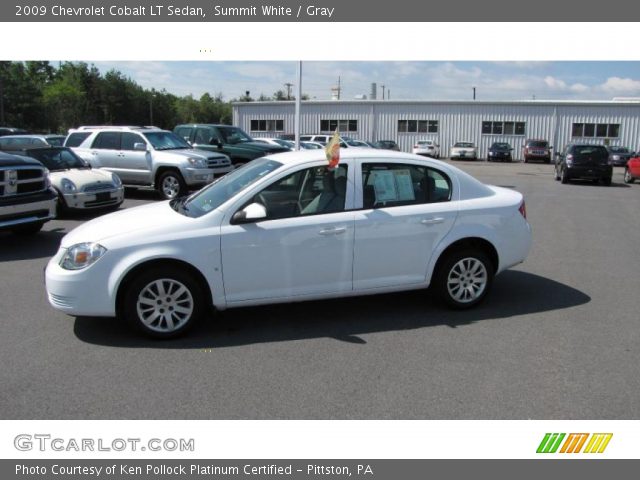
250,119,284,132
482,121,525,136
397,120,439,133
320,119,358,133
571,122,620,138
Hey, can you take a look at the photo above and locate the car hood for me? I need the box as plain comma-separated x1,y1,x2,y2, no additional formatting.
60,201,195,247
230,142,289,154
49,168,116,187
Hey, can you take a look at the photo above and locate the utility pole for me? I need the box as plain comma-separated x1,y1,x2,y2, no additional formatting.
473,86,476,100
284,82,293,100
381,84,386,100
337,76,341,100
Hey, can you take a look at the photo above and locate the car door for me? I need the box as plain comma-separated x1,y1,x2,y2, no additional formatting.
88,132,121,170
117,132,152,184
353,161,458,290
220,162,355,303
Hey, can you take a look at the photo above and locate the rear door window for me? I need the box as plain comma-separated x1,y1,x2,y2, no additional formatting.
91,132,121,150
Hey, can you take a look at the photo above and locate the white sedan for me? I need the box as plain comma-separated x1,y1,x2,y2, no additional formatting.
412,140,440,158
45,150,531,338
450,142,478,160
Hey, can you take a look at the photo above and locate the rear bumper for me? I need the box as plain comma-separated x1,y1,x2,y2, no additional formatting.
566,165,612,179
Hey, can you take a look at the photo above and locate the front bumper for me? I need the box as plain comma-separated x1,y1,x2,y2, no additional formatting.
45,248,116,317
0,189,57,231
183,166,233,187
62,187,124,209
451,151,477,159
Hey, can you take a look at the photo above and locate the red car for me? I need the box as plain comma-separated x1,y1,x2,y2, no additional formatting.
624,156,640,183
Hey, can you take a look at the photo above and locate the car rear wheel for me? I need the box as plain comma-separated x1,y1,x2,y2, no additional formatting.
560,168,570,184
157,171,186,200
434,250,494,309
624,169,635,184
122,267,206,338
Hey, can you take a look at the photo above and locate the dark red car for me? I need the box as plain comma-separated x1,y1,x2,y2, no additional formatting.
624,155,640,183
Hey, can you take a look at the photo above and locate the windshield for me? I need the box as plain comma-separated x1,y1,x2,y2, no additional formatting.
143,131,192,150
608,146,629,153
528,141,548,148
26,148,88,171
454,142,474,148
491,143,510,149
176,158,283,217
217,126,253,144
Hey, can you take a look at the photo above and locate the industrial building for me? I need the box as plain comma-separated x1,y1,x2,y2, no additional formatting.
232,99,640,160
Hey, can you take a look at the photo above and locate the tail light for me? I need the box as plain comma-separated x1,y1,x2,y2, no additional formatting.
518,199,527,219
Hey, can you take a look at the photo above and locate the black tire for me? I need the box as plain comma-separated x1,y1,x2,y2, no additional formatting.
12,222,44,235
554,166,560,181
434,249,494,309
624,169,635,184
524,157,528,164
560,167,570,184
122,266,206,339
602,177,612,186
157,170,186,200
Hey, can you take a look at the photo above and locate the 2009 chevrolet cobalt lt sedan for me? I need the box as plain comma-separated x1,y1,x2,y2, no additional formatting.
45,149,532,338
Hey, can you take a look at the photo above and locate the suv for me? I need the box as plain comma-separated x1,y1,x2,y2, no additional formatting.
174,124,289,168
0,151,57,235
554,144,612,185
523,139,552,163
67,126,232,200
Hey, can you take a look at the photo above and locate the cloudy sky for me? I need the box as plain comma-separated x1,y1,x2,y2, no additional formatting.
91,61,640,102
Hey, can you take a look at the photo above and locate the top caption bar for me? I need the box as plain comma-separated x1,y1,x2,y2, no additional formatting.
4,0,640,22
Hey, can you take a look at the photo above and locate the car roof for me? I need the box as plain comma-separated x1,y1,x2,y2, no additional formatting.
262,147,442,166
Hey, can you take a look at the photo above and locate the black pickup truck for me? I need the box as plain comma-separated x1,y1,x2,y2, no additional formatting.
174,124,289,168
0,151,57,234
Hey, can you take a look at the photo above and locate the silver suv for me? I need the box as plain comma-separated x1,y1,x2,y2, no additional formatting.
67,126,233,199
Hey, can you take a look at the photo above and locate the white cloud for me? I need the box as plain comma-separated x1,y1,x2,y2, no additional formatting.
599,76,640,93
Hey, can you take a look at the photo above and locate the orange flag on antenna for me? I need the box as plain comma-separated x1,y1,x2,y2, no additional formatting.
325,130,340,169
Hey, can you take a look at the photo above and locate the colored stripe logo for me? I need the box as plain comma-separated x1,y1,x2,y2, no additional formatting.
537,433,612,453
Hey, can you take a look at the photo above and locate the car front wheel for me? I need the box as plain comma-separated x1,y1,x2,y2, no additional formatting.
122,267,206,338
157,171,186,200
560,168,570,184
434,250,494,309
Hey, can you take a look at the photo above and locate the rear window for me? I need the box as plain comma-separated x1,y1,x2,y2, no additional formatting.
572,146,608,159
64,132,91,147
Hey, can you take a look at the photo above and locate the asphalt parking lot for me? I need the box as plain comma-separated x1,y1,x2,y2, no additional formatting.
1,160,639,419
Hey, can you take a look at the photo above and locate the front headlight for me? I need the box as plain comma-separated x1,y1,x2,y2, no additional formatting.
43,168,52,189
612,155,620,161
111,173,122,187
60,243,107,270
61,177,77,193
188,157,207,168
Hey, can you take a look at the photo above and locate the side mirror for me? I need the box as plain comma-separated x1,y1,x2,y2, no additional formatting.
133,142,147,151
231,203,267,224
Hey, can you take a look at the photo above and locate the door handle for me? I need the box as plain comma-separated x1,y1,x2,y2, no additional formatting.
318,227,347,236
421,217,445,225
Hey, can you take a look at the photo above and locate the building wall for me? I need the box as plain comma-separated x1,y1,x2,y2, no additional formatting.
233,101,640,160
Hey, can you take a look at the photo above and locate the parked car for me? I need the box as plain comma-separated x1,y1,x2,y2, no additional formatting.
624,155,640,183
253,138,295,150
487,142,513,162
299,134,333,145
175,124,289,168
19,147,124,212
0,151,57,235
412,140,440,158
373,140,400,151
45,149,532,338
0,127,30,137
450,142,478,160
68,126,232,200
300,141,324,150
523,139,552,163
554,144,612,185
0,134,66,151
345,140,371,148
606,146,634,166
